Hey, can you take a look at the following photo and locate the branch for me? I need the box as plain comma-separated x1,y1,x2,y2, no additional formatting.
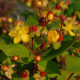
38,49,49,56
67,73,74,80
24,43,35,59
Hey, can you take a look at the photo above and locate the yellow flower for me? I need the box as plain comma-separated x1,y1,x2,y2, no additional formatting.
8,24,30,44
8,18,13,23
62,20,77,36
47,30,59,43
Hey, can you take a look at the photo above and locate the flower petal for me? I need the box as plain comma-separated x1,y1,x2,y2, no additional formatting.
21,34,30,43
8,30,17,37
68,30,76,36
14,36,21,44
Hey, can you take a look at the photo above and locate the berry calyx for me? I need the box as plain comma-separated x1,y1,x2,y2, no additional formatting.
36,1,42,9
36,56,42,62
56,3,61,10
40,72,46,77
66,1,70,5
17,20,21,24
39,17,46,26
2,17,6,22
47,11,54,21
21,71,28,78
58,34,64,42
2,66,8,71
2,29,7,34
40,40,45,49
73,14,77,19
32,25,37,32
11,56,19,62
56,29,61,33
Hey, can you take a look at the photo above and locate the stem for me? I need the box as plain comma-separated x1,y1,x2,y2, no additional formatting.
38,8,41,17
32,38,33,50
24,43,35,59
15,62,17,72
38,49,48,56
34,61,38,73
67,73,74,80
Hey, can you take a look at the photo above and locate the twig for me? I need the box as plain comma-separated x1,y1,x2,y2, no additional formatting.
24,43,35,59
67,73,74,80
32,38,34,50
38,49,48,56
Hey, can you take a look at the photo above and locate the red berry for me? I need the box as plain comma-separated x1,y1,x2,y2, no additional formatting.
21,71,28,78
66,1,70,5
32,25,37,32
58,34,64,42
48,11,53,15
40,72,46,77
2,17,6,22
40,40,45,49
39,17,46,26
2,29,7,34
56,3,61,10
11,56,19,62
3,24,8,28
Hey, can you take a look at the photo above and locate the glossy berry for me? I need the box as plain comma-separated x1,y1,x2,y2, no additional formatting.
21,71,28,78
2,29,7,34
36,56,42,62
40,72,46,77
58,34,64,42
39,17,46,26
32,25,37,32
2,66,8,71
2,17,6,22
4,24,8,28
47,11,54,21
11,56,19,62
66,1,70,5
36,1,42,9
56,3,61,10
40,40,45,49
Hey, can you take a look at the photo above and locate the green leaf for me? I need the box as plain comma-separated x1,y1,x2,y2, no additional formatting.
38,60,61,78
41,40,76,61
26,15,39,26
46,21,60,30
0,38,33,63
66,55,80,73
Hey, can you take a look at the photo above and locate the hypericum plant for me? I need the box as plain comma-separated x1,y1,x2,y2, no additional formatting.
0,0,80,80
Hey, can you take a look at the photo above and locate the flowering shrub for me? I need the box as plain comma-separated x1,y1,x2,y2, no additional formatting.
0,0,80,80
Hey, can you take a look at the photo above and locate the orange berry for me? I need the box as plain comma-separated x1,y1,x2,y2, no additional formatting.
2,66,8,71
36,56,42,62
36,1,42,8
12,56,19,62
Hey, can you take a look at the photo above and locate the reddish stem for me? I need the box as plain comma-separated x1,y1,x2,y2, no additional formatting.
34,61,38,73
15,62,17,72
32,38,33,50
24,43,35,59
38,49,48,56
38,8,42,17
67,73,74,80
